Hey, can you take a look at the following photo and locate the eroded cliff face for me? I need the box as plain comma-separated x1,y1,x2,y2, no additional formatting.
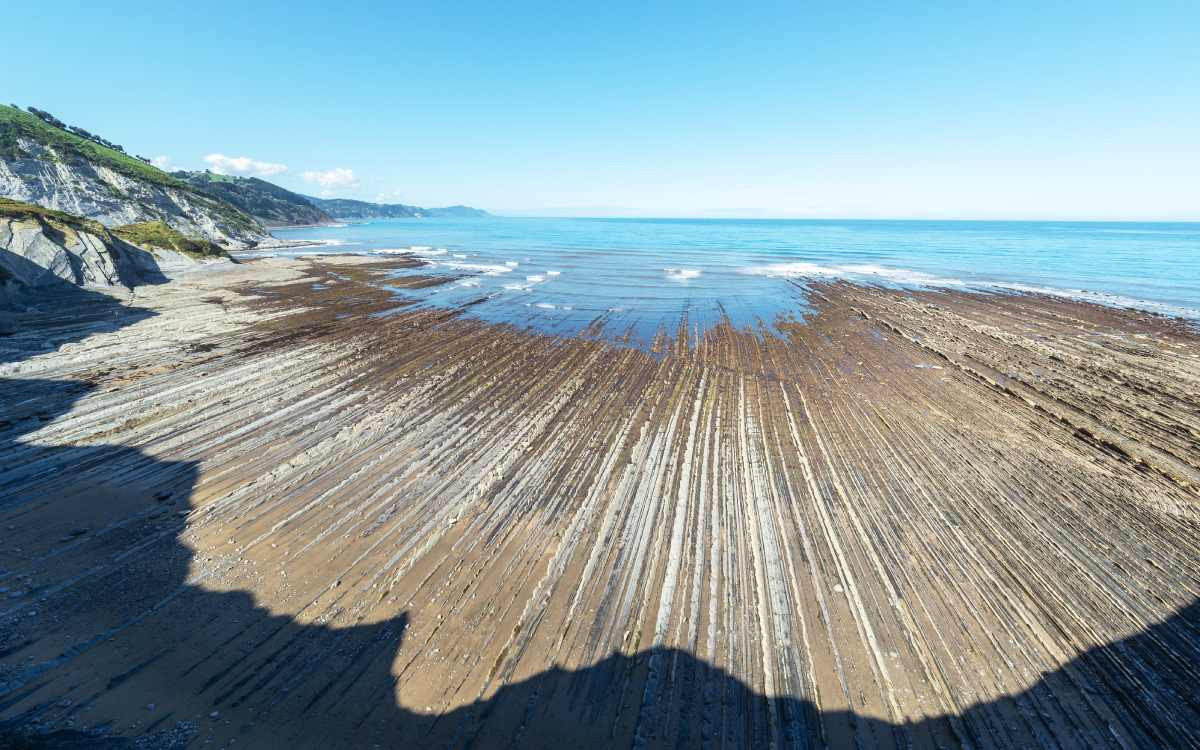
0,211,230,306
0,137,268,249
0,215,130,287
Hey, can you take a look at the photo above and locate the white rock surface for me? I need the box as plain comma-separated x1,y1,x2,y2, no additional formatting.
0,138,268,248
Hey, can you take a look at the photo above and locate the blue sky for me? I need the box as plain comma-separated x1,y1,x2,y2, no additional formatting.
8,1,1199,219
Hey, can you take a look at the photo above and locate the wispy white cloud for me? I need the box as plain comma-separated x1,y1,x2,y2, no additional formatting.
204,153,288,177
303,167,357,196
151,155,173,170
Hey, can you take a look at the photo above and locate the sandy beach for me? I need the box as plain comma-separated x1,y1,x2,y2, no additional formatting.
1,255,1198,748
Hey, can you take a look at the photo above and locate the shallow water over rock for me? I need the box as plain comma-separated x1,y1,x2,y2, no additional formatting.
266,216,1200,345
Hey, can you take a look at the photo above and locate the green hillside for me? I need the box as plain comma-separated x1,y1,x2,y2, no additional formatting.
0,105,186,190
111,220,230,259
0,105,262,236
175,171,333,226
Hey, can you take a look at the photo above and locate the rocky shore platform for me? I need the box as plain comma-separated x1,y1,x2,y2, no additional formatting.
1,256,1198,748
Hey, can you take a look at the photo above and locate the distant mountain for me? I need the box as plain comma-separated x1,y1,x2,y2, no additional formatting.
174,171,334,227
0,105,268,248
305,196,489,220
305,196,422,219
424,205,490,218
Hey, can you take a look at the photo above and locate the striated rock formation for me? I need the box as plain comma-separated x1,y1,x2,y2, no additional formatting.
0,198,231,305
0,105,269,248
0,256,1196,747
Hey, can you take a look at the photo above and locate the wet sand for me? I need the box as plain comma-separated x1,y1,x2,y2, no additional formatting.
1,256,1198,748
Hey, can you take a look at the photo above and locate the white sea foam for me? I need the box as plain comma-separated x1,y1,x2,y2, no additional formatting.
526,274,546,283
442,261,512,275
841,264,967,286
458,280,481,288
453,253,468,259
664,268,702,282
979,282,1200,319
504,261,519,268
503,282,530,291
535,302,556,309
742,262,1200,320
740,262,965,287
546,270,561,276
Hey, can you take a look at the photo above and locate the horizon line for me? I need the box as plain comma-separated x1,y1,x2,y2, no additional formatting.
482,212,1200,224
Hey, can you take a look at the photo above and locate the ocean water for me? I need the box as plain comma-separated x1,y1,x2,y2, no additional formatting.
268,218,1200,342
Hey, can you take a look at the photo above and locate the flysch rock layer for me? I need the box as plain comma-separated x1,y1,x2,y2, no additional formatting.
0,256,1197,749
0,137,268,249
0,213,230,301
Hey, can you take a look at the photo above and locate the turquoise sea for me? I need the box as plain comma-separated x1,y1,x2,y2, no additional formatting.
268,218,1200,342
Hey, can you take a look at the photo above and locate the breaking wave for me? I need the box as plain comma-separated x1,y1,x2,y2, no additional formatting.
441,261,513,275
978,282,1200,320
664,268,702,282
741,263,1200,320
741,262,966,287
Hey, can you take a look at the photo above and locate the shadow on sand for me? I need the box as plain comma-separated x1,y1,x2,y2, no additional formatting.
0,288,1197,749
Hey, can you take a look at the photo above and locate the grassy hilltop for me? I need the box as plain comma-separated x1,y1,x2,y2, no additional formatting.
174,170,334,226
0,105,188,190
0,105,262,238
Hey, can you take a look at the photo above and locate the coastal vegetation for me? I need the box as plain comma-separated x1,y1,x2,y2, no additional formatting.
23,105,156,164
0,197,231,301
0,105,186,190
112,220,230,259
174,170,334,227
0,104,265,242
305,195,490,219
2,105,485,239
304,196,425,219
1,197,227,259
